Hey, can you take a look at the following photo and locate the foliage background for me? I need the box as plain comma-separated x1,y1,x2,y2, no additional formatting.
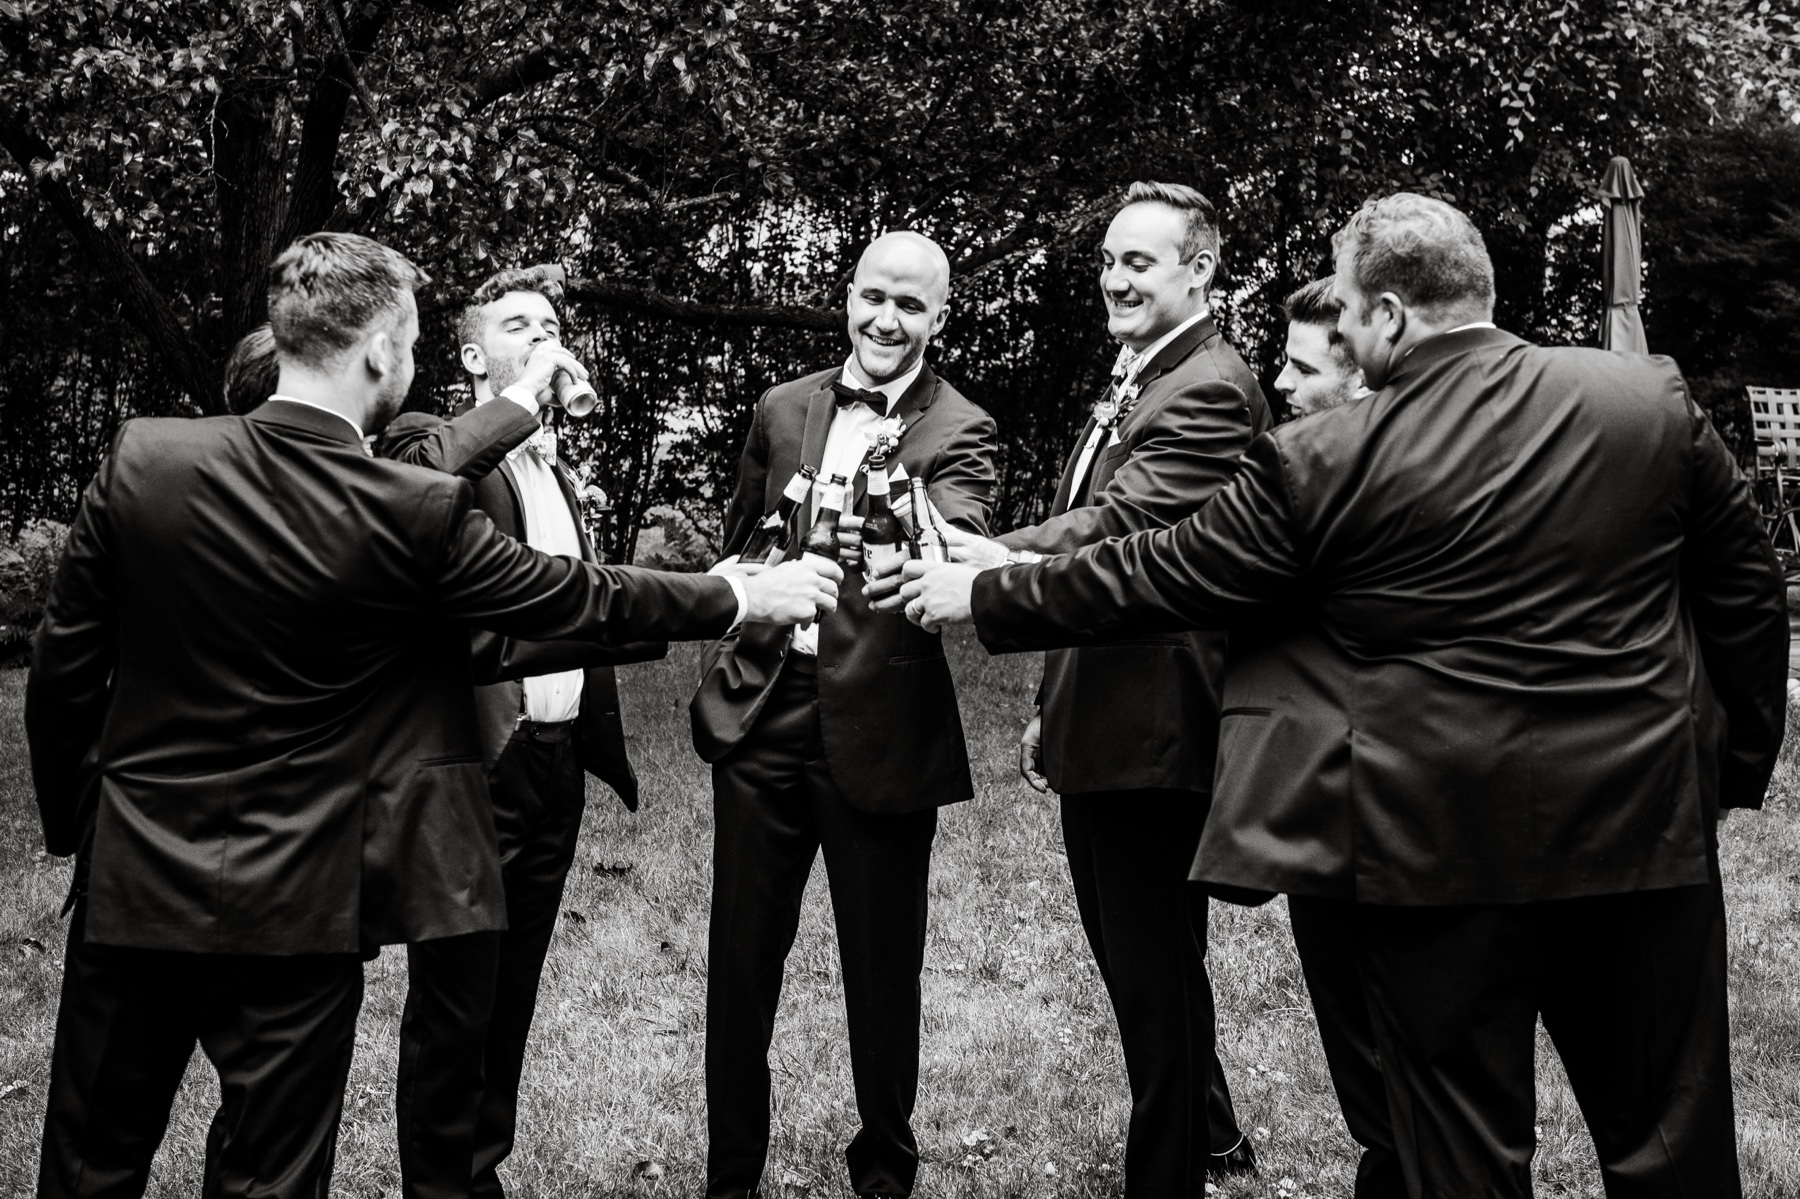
1,0,1798,559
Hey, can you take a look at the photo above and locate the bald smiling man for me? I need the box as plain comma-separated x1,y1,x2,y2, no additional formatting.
690,231,999,1199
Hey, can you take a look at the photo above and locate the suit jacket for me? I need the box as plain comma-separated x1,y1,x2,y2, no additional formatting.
690,362,999,812
972,328,1788,905
379,400,664,810
997,314,1271,795
26,401,740,954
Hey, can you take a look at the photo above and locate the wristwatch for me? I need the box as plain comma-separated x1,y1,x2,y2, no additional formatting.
1004,548,1044,566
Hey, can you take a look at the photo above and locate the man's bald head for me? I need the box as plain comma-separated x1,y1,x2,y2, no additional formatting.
845,231,953,386
855,232,951,306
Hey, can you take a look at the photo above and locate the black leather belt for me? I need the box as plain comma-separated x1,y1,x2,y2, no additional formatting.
513,718,576,743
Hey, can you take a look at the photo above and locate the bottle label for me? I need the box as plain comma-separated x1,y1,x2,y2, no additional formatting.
781,471,811,502
865,541,910,575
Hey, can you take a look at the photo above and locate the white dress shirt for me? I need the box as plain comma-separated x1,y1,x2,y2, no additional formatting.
480,392,586,724
790,357,924,655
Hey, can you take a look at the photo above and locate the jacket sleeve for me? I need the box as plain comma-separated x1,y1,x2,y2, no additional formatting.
25,432,124,856
718,391,774,560
378,401,541,481
470,632,669,684
1678,402,1789,809
997,379,1254,554
972,434,1303,653
927,405,1000,536
427,483,740,645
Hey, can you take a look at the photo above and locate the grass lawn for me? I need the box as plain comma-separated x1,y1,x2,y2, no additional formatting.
1,631,1796,1198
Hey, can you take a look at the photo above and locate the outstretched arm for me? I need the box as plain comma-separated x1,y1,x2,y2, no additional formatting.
378,392,541,481
1000,380,1255,554
428,489,837,643
922,435,1304,649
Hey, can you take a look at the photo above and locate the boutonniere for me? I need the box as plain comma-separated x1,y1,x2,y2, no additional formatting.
1094,380,1142,428
865,415,907,459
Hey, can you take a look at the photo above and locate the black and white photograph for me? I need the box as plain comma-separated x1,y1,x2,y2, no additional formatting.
0,2,1797,1196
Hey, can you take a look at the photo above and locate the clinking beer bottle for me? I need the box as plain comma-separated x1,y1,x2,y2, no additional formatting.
860,455,909,576
910,477,950,564
797,473,849,629
739,465,814,565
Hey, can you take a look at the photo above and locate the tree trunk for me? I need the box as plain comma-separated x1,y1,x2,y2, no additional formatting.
213,79,295,352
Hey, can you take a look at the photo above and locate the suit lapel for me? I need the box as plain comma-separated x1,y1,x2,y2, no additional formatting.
798,376,838,476
1114,315,1219,443
1051,415,1099,517
550,459,598,563
494,457,528,539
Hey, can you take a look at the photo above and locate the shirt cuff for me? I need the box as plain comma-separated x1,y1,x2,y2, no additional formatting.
723,574,749,632
498,384,541,418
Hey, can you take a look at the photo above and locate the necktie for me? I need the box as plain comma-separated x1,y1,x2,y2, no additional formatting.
831,380,890,417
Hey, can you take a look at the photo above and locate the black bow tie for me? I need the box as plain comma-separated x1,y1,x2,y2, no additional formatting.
832,380,890,417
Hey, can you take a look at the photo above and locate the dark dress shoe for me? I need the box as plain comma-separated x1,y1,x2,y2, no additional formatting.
1209,1134,1259,1178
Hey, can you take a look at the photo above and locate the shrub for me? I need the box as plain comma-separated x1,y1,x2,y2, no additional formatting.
631,505,717,573
0,517,68,664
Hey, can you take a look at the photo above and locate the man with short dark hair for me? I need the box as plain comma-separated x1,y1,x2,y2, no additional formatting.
894,191,1786,1199
1274,278,1363,417
27,231,839,1199
379,263,661,1199
875,181,1267,1191
223,323,281,414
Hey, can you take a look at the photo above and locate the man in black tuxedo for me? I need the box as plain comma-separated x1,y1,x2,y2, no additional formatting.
378,265,663,1199
893,194,1787,1198
26,232,839,1199
691,231,998,1199
907,182,1266,1191
1264,277,1399,1198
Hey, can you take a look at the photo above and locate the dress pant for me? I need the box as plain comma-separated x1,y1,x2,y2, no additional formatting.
706,656,938,1199
1353,882,1738,1199
1286,896,1404,1199
398,719,587,1199
1060,790,1245,1198
38,903,362,1199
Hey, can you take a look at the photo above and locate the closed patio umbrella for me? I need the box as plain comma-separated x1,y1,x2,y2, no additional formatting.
1599,155,1648,354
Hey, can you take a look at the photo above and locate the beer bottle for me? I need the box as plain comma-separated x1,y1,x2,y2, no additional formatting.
797,473,848,630
860,455,909,575
738,465,814,565
802,473,848,564
888,463,917,537
910,477,950,564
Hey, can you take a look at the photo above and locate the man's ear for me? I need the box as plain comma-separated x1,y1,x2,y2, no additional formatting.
1376,292,1407,344
1188,249,1218,298
460,342,488,379
929,300,950,338
366,330,395,380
